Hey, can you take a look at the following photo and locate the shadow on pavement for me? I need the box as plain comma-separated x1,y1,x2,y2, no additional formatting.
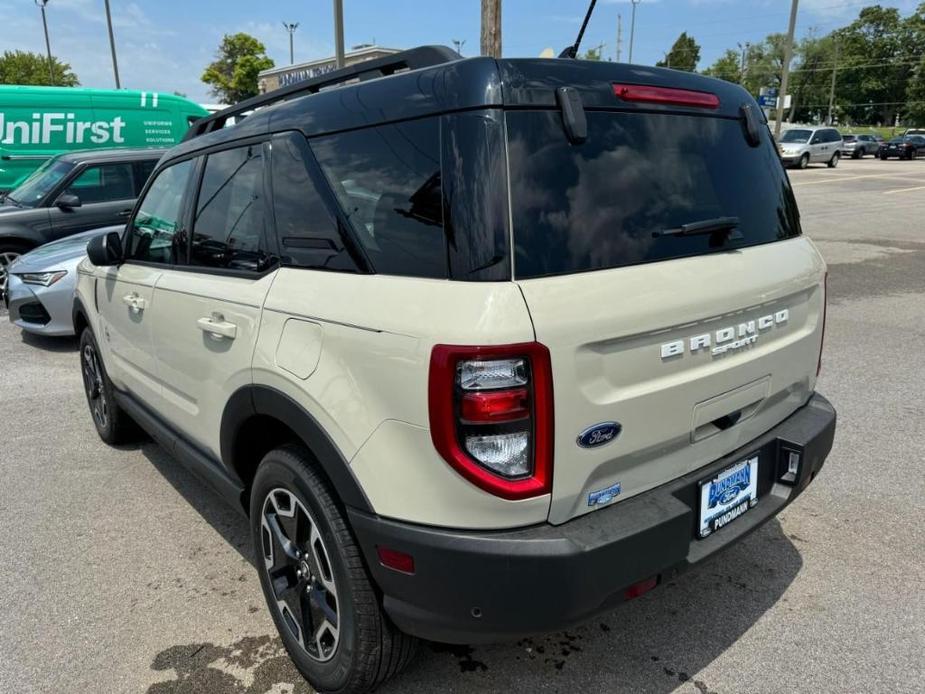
138,436,803,694
20,330,79,352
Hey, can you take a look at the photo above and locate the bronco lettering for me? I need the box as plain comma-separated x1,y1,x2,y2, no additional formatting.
660,308,789,359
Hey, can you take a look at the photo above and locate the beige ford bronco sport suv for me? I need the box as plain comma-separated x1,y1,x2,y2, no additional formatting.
74,46,836,693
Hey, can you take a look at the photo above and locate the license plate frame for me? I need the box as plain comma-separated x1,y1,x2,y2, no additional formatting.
698,455,759,539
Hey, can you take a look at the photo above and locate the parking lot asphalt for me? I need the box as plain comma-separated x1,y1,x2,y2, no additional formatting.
1,156,923,694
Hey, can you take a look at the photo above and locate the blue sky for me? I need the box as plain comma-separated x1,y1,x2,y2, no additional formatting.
0,0,920,104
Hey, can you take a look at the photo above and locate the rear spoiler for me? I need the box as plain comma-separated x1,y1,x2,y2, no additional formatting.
184,45,461,141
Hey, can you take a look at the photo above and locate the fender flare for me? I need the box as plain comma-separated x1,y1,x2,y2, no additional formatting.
0,225,44,249
220,385,373,513
72,296,91,334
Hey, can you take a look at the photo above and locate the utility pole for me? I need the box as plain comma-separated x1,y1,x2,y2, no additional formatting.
827,38,839,125
628,0,641,64
480,0,501,58
738,41,750,84
663,51,670,69
452,39,466,56
616,13,622,62
104,0,120,88
35,0,53,84
283,22,299,65
333,0,345,68
774,0,799,140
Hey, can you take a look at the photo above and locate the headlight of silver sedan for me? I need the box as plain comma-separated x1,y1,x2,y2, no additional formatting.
17,270,67,286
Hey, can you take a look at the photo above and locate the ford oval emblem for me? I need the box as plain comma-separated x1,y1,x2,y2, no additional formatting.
576,422,622,449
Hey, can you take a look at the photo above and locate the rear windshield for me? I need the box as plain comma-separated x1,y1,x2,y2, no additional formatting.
507,111,801,279
779,129,812,143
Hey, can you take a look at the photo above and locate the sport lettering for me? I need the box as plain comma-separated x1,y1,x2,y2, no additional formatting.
0,112,126,146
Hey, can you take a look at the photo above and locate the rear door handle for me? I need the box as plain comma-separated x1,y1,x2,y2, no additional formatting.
116,209,132,218
122,293,145,313
197,313,237,340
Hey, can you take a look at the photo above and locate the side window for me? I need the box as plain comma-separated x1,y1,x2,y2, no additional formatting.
128,159,193,264
65,163,134,203
312,117,446,279
270,134,356,271
190,144,276,272
134,160,158,195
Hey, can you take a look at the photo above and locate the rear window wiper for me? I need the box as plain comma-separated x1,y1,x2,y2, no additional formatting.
653,216,742,240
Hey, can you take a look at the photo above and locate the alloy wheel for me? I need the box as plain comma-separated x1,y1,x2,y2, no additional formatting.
81,343,109,429
0,251,21,298
261,488,340,663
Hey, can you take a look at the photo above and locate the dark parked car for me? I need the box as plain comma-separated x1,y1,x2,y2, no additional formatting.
0,148,163,297
840,134,879,158
878,135,925,160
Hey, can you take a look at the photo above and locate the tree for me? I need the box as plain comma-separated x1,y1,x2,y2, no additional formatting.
906,53,925,125
703,49,742,84
201,33,274,103
656,32,700,71
580,46,604,61
0,50,78,87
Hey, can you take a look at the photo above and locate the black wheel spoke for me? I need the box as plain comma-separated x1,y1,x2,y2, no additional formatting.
266,512,300,562
261,487,340,663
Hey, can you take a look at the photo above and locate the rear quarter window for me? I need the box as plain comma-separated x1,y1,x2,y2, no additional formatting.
311,118,447,279
506,110,801,279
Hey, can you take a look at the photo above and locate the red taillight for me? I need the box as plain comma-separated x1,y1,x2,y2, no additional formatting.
461,388,529,423
377,546,415,574
612,83,720,109
817,272,828,377
428,343,554,500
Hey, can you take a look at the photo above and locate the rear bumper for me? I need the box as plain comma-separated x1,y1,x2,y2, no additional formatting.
349,392,836,644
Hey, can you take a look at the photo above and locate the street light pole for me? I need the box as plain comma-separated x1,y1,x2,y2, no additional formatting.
452,39,466,57
628,0,640,64
827,38,839,125
283,22,299,65
104,0,121,89
333,0,345,68
35,0,53,84
774,0,799,140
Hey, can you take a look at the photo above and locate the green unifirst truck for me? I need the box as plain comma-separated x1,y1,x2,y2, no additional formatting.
0,86,209,192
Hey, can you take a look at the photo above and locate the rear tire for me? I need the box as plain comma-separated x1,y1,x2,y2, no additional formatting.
251,445,418,694
798,153,809,169
851,149,861,159
79,327,140,445
827,152,840,168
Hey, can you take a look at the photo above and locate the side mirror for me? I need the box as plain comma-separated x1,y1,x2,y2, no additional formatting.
55,193,82,209
87,231,123,267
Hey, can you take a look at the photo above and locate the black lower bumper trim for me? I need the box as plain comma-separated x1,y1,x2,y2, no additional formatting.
349,393,836,644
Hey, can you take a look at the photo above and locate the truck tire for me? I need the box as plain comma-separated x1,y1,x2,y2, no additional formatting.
251,445,418,694
79,327,141,445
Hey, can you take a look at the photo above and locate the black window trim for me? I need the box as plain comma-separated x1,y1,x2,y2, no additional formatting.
123,135,282,280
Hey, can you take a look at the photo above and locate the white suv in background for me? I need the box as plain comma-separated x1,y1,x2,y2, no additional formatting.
777,126,844,168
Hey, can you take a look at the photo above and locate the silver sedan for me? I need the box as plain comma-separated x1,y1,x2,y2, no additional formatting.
5,226,119,336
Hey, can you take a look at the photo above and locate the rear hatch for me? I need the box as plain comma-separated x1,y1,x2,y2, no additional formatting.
502,71,826,524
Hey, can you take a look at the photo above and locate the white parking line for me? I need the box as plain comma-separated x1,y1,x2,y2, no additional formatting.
883,184,925,195
790,172,925,187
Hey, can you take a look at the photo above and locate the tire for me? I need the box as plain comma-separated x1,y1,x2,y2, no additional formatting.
0,241,30,300
251,445,418,694
827,152,840,168
798,153,809,169
79,327,140,445
851,150,860,159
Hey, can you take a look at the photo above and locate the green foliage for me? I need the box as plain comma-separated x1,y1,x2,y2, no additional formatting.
580,46,603,61
704,3,925,127
0,50,78,87
656,32,700,72
201,33,275,104
703,49,742,84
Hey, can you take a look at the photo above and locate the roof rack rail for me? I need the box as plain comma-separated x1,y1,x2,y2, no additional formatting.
184,45,461,141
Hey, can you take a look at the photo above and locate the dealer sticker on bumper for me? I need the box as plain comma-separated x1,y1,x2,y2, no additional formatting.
698,456,759,538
